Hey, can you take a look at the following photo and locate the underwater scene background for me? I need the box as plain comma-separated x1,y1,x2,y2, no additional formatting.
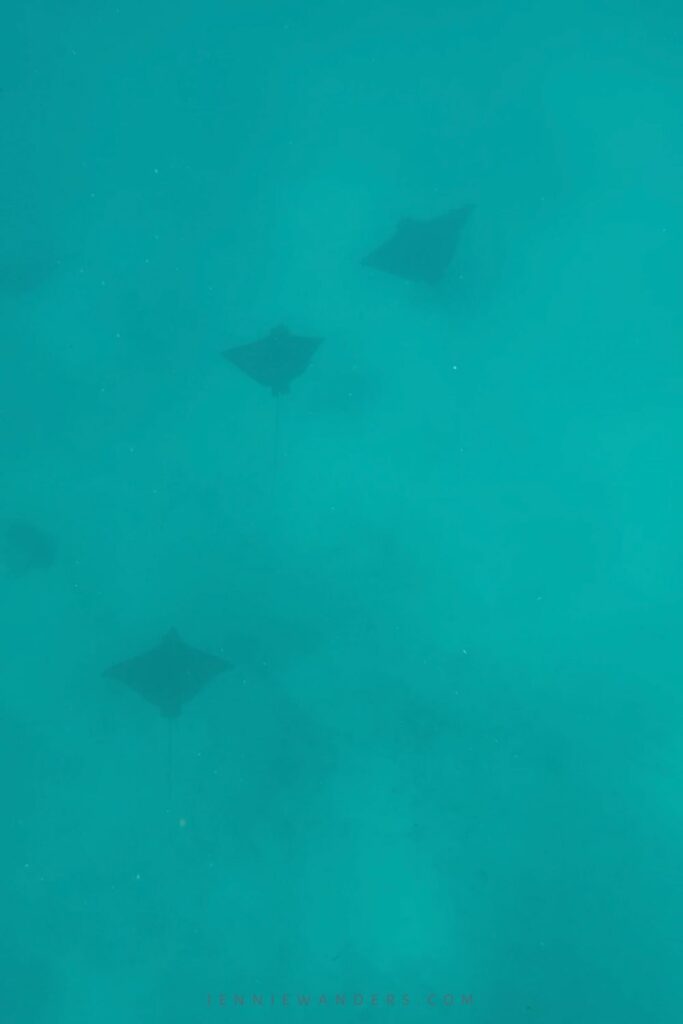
1,1,681,1021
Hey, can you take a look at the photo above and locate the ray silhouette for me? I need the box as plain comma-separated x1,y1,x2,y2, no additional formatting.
2,520,57,575
223,325,321,397
363,205,474,284
223,325,322,494
0,255,66,295
105,629,232,827
104,628,231,719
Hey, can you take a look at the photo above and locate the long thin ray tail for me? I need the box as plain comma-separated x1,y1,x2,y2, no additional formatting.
167,717,174,820
273,398,281,488
164,716,176,966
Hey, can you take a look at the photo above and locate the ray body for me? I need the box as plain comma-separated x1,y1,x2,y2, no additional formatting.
0,256,64,295
224,325,321,396
363,205,474,284
104,629,230,718
2,520,57,574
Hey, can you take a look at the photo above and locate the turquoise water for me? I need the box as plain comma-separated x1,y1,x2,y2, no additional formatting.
2,1,682,1021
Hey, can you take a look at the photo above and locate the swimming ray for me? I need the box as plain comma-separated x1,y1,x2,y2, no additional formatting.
363,205,474,284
